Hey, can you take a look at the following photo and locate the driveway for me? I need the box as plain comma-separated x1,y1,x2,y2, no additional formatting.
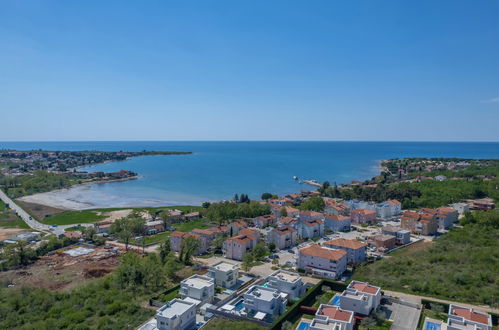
382,299,421,330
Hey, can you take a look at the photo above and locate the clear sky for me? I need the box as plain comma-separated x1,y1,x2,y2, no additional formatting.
1,0,498,142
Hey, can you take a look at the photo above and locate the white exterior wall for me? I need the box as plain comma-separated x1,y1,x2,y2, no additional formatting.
325,218,351,232
267,271,305,300
156,299,196,330
297,252,347,279
208,263,239,289
179,275,215,304
243,286,288,317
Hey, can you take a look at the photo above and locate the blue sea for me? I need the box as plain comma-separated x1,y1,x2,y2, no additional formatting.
1,141,498,207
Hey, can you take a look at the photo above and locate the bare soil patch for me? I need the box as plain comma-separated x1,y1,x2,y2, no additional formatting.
0,228,29,241
0,245,122,291
16,200,66,220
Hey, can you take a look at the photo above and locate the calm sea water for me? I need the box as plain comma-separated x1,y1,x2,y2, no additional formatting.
2,141,499,207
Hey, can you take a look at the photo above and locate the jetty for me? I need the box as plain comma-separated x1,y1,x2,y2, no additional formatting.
302,180,322,188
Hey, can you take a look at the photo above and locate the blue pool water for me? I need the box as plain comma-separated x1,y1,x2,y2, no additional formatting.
425,321,441,330
330,296,341,306
234,300,244,311
262,283,270,287
297,322,310,330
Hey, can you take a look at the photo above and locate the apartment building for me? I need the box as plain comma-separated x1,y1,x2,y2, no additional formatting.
381,226,410,244
372,234,396,251
253,214,277,228
169,232,207,255
297,244,347,279
297,219,324,239
324,214,351,232
223,231,259,261
324,238,367,265
267,226,298,251
401,210,439,236
350,209,377,224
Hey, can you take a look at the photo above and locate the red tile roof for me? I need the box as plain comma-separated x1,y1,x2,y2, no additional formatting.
319,305,353,322
350,282,379,295
351,209,376,215
451,306,490,325
299,244,346,260
325,238,366,250
325,215,350,221
273,226,296,235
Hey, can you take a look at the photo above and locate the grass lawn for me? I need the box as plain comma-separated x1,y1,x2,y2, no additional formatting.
158,288,180,302
359,320,392,330
42,206,204,226
311,290,335,308
141,231,171,245
0,201,29,229
43,210,106,225
204,318,266,330
64,225,86,232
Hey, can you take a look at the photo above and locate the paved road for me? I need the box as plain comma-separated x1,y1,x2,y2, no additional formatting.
0,188,50,232
384,289,499,315
0,189,93,235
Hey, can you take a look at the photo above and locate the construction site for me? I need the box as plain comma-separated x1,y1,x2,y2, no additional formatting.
0,243,124,291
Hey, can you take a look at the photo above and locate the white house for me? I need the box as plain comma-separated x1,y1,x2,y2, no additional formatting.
243,285,288,321
311,304,354,330
267,270,305,300
450,202,470,214
179,274,215,305
340,281,381,315
447,304,492,330
208,261,239,289
324,238,367,265
297,244,347,279
155,298,197,330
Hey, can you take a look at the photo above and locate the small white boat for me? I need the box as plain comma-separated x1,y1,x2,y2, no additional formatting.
293,176,298,180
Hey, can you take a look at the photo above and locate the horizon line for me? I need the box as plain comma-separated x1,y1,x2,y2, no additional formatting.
1,139,499,143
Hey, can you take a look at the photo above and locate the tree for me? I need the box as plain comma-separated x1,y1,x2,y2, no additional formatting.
159,210,172,231
261,192,273,200
179,235,200,265
252,243,267,260
299,196,325,211
83,226,96,241
110,213,146,251
202,202,211,208
281,321,293,330
280,207,288,217
233,194,239,203
212,234,226,254
164,252,181,280
268,242,276,252
159,238,171,264
241,253,254,272
3,240,36,266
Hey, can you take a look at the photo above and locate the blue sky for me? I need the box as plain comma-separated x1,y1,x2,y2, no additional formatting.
1,0,498,141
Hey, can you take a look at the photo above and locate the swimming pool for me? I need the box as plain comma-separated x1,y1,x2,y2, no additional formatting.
425,321,441,330
330,296,341,306
297,322,310,330
262,283,270,287
234,300,245,311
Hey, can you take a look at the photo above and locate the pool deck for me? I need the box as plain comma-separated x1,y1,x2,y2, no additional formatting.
423,317,447,330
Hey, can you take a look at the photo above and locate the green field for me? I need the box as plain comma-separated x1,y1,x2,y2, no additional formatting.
353,213,499,307
0,200,29,229
42,206,203,226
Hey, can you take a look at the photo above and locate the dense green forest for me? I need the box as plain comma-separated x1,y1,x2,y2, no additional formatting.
0,170,78,197
353,210,499,307
322,175,499,209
